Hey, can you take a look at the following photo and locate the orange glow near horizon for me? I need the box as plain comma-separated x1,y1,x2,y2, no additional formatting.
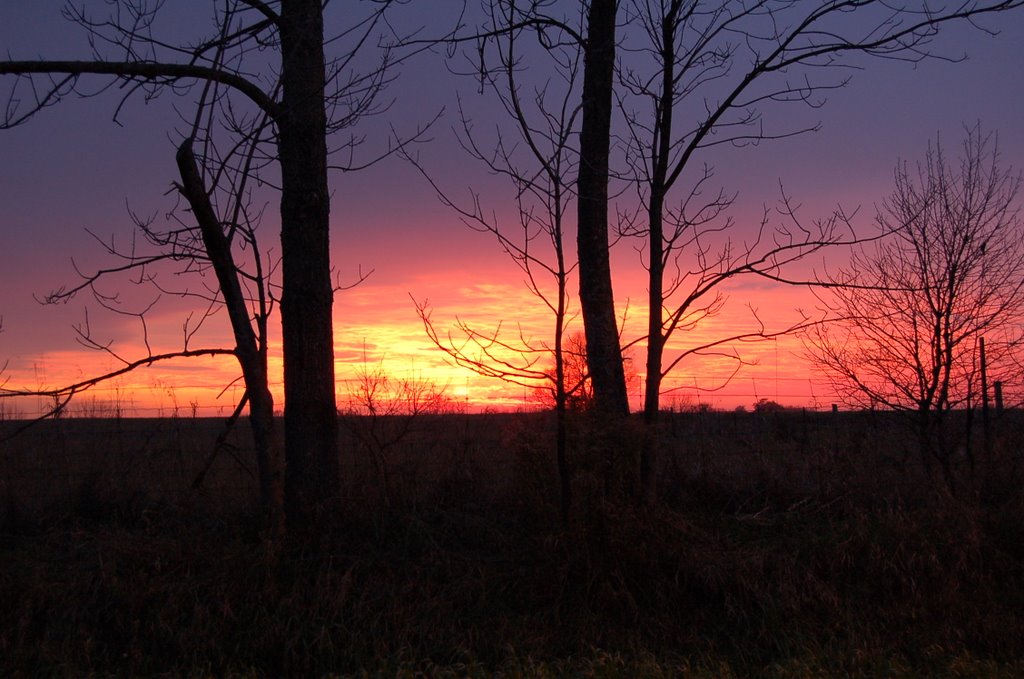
0,265,840,419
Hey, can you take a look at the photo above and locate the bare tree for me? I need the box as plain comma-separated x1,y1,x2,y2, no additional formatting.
342,354,460,510
608,0,1024,505
418,0,631,419
532,331,641,411
1,133,285,518
0,1,424,527
618,173,857,503
477,0,1024,447
174,129,282,519
408,0,586,522
806,125,1024,492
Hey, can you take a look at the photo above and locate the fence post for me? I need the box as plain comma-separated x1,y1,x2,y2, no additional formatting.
981,337,991,462
831,404,840,458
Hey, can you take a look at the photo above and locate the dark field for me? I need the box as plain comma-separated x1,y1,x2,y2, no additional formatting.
2,409,1023,677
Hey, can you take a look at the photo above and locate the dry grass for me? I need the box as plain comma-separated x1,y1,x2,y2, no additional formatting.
1,409,1023,676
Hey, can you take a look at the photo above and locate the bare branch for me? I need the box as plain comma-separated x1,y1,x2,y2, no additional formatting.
0,347,236,441
0,60,278,123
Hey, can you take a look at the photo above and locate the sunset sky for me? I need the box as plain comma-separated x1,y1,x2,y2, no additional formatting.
1,2,1023,417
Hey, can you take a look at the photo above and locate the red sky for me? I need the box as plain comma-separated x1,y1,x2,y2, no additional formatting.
1,3,1023,417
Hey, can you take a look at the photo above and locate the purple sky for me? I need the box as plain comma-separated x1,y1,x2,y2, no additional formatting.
1,2,1023,412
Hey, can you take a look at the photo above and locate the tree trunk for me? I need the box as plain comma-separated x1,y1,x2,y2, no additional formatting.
640,12,676,506
641,188,666,506
555,269,571,526
279,1,340,526
577,0,628,418
175,140,283,523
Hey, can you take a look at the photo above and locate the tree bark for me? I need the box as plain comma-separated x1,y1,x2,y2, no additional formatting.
279,1,340,525
577,0,629,418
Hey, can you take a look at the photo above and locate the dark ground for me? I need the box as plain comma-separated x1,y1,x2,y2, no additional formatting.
1,409,1022,676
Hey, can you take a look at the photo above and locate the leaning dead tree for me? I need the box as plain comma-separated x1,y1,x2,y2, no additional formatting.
0,0,425,527
0,47,285,511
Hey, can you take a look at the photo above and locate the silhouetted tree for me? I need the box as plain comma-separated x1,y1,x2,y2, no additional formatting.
0,117,283,519
806,126,1024,492
537,331,640,412
0,0,423,528
428,0,633,420
613,0,1024,505
410,0,585,523
577,0,631,418
430,0,1024,507
342,355,460,510
753,398,786,414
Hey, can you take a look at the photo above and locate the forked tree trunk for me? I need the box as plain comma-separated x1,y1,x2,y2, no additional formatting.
278,1,340,525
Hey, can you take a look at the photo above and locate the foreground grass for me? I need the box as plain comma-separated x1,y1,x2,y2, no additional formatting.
3,486,1023,677
3,410,1023,676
